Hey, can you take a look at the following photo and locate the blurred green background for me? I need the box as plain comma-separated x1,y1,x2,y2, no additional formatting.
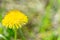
0,0,60,40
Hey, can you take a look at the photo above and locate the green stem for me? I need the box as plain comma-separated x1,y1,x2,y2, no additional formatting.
14,29,17,40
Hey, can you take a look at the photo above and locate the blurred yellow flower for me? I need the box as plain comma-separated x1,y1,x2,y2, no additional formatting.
2,10,28,29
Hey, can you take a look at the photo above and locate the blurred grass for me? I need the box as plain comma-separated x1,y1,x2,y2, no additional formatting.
0,0,60,40
0,8,5,22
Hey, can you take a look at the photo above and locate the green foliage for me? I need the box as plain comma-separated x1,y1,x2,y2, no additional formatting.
0,8,5,22
57,35,60,40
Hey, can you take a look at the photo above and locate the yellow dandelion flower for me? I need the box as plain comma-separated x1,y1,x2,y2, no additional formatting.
2,10,28,29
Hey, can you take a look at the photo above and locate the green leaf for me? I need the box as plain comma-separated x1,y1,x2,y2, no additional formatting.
0,28,3,34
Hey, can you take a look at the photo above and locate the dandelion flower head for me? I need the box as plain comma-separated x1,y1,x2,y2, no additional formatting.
2,10,28,29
